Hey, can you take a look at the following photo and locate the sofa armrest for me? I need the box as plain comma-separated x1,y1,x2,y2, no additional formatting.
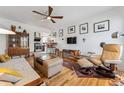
104,60,122,64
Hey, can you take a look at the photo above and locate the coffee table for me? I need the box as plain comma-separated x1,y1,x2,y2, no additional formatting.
35,54,57,64
34,54,63,78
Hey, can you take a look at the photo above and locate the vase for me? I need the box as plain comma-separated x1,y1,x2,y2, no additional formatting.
11,25,16,32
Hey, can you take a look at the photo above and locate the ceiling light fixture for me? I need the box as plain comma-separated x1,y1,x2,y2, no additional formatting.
47,16,51,20
0,28,15,35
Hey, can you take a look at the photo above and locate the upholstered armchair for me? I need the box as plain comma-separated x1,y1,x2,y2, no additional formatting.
88,44,123,71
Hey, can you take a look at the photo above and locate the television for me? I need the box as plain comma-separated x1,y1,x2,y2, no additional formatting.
67,37,77,44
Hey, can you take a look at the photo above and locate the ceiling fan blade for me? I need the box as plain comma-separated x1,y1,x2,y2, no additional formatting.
51,19,56,23
32,10,48,16
51,16,63,19
48,6,53,16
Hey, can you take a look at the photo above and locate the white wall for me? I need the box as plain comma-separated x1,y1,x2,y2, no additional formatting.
56,7,124,55
0,17,51,54
55,7,124,71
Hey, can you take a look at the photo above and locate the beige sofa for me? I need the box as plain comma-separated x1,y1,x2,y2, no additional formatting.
34,57,63,78
0,58,41,86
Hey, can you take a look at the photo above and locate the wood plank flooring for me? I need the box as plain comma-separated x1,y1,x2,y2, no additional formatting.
36,67,112,86
26,57,124,86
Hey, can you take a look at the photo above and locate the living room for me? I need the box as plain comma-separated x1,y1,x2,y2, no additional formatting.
55,6,124,70
0,6,124,87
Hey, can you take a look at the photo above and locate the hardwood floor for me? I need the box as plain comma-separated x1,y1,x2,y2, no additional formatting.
27,57,124,86
36,67,112,86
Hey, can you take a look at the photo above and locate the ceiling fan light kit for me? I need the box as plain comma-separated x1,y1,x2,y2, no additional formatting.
47,16,52,20
32,6,63,23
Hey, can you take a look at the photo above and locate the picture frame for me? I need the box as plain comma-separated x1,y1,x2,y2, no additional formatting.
52,32,57,37
68,25,75,34
94,20,110,33
79,23,88,34
34,32,40,38
59,29,63,37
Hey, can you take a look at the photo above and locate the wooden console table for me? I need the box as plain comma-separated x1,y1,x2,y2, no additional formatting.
8,47,29,57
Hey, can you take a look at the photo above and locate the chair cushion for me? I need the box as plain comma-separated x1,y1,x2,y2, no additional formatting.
101,50,120,61
101,44,122,61
104,60,122,64
103,44,121,52
78,58,94,67
88,57,102,66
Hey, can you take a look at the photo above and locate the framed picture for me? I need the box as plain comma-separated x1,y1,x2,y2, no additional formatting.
34,32,40,38
59,29,63,37
52,32,57,37
94,20,110,33
79,23,88,34
68,25,75,34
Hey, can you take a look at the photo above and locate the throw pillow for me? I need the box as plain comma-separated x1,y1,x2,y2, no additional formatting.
4,54,11,61
0,54,11,62
74,50,80,56
70,51,75,56
0,55,6,62
0,68,23,83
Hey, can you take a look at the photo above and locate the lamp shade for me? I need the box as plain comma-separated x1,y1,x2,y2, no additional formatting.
111,32,119,38
0,28,15,34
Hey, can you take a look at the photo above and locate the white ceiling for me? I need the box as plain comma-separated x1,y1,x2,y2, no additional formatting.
0,6,117,30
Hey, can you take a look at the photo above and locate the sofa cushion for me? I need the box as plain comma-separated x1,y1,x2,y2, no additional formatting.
0,58,40,86
0,81,13,86
0,68,22,77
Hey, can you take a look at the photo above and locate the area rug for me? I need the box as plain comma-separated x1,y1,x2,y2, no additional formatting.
63,61,74,70
63,61,115,78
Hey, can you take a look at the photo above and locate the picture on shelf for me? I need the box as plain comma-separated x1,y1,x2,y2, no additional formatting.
68,25,75,34
59,29,63,37
94,20,110,33
79,23,88,34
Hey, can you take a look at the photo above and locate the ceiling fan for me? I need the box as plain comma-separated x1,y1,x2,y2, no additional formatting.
32,6,63,23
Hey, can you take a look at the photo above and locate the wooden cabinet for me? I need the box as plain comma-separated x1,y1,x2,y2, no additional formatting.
8,32,29,57
8,47,29,57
